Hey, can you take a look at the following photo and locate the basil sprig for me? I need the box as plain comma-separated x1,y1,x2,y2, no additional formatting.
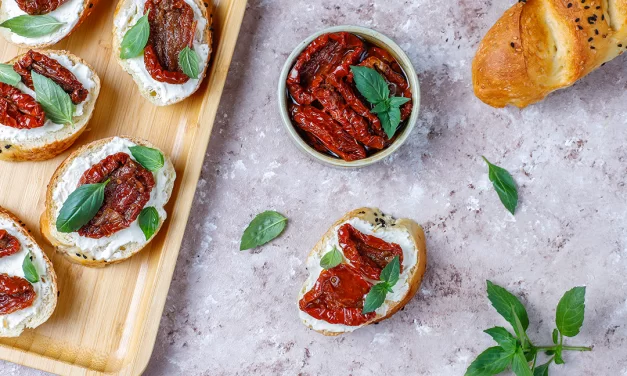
465,282,591,376
138,206,159,240
350,65,411,139
240,211,287,251
0,15,64,38
320,247,343,269
0,64,21,86
362,255,400,313
178,46,200,79
56,179,110,233
120,12,150,59
32,71,74,125
22,254,39,283
129,145,164,172
482,156,518,215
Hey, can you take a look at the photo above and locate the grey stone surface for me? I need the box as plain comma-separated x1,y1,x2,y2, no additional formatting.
3,0,627,375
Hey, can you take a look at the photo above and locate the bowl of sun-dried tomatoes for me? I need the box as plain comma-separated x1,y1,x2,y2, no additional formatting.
278,25,420,167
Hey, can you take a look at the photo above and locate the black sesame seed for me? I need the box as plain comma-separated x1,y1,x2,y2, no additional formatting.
590,46,596,49
89,3,93,7
4,145,9,149
620,44,623,47
602,15,605,20
578,25,584,30
584,5,590,9
510,42,515,48
581,0,585,3
595,29,599,34
57,291,60,297
588,37,593,42
83,255,87,259
575,18,580,22
567,2,572,7
587,16,595,23
75,253,81,257
596,5,600,9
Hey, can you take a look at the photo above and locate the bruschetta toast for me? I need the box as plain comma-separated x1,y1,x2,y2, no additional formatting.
298,207,427,336
0,50,100,161
0,206,57,337
41,136,176,267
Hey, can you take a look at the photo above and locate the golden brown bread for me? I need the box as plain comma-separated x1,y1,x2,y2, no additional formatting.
473,0,627,108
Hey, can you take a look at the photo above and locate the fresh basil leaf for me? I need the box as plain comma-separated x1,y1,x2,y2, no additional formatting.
465,346,513,376
380,255,400,286
486,281,529,333
129,145,164,172
556,286,586,337
138,206,159,240
320,247,343,269
533,361,550,376
56,179,109,233
511,347,533,376
482,156,518,215
350,65,389,104
0,15,64,38
0,64,21,86
240,211,287,250
554,347,564,364
22,254,39,283
511,305,530,350
362,283,388,314
370,100,390,114
552,328,559,344
178,46,200,79
31,71,74,125
120,12,150,59
484,327,517,354
388,96,411,107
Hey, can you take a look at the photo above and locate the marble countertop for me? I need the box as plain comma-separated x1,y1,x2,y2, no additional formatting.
4,0,627,375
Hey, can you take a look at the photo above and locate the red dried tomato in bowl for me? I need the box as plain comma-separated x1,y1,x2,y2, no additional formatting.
278,26,420,167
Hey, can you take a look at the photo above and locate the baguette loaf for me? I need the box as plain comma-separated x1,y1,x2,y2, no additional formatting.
0,0,99,48
112,0,213,106
0,206,57,337
0,50,101,162
41,136,176,267
473,0,627,108
298,207,427,336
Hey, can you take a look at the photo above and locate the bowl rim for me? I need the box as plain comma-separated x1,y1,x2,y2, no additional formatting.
277,25,421,168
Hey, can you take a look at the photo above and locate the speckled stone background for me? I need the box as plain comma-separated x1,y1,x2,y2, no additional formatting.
4,0,627,375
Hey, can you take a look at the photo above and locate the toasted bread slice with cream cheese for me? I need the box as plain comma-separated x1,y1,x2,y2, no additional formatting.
298,207,427,336
0,206,57,337
0,0,99,48
40,136,176,267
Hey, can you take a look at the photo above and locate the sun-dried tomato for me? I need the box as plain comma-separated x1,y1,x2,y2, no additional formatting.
15,0,67,15
143,0,197,84
299,264,375,326
0,82,45,129
291,104,366,161
14,50,88,105
0,230,20,258
77,153,155,238
287,32,364,105
314,85,386,150
338,223,403,280
0,273,36,315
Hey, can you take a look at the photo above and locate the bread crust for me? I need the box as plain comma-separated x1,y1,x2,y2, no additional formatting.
112,0,213,106
299,207,427,336
473,0,627,108
0,0,100,48
40,136,175,267
0,50,101,162
0,206,58,337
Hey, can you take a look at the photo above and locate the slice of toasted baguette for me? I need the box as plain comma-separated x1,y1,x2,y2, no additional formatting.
112,0,213,106
0,206,58,337
298,207,427,336
40,136,176,267
0,50,101,162
0,0,99,48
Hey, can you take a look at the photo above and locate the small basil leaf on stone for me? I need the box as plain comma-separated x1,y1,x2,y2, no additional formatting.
362,283,388,314
138,206,160,240
129,145,164,172
350,65,389,104
556,286,586,337
22,254,39,283
486,280,529,333
320,247,343,269
178,46,200,79
56,179,109,233
240,211,287,251
484,327,517,354
0,64,21,86
0,15,64,38
482,156,518,215
511,347,533,376
120,12,150,59
464,346,513,376
32,71,74,125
